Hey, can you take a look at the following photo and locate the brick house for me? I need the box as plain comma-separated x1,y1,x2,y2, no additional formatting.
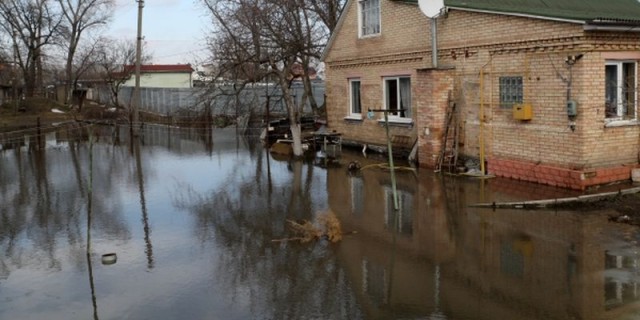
322,0,640,189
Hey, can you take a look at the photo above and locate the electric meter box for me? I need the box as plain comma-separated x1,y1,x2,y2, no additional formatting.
513,103,533,120
567,100,578,117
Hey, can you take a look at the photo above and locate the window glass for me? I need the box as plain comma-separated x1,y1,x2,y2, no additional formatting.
360,0,380,37
383,77,411,118
499,76,523,108
350,79,362,115
605,61,637,120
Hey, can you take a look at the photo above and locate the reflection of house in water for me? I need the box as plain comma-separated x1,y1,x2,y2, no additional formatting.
604,243,640,311
327,151,640,319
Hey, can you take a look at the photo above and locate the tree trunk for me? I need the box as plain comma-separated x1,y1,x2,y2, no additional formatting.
289,123,303,157
64,59,74,105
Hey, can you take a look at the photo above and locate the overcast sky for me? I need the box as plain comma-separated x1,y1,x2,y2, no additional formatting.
109,0,209,66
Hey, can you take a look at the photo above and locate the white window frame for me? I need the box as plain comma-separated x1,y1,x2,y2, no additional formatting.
358,0,380,38
381,76,412,124
347,78,362,119
605,60,638,124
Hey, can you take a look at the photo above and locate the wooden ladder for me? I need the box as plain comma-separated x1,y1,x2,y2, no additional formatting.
435,92,459,173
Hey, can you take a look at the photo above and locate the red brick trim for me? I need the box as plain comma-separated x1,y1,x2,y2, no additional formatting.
488,158,636,190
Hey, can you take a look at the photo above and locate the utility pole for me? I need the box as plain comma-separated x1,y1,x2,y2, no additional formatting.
133,0,144,136
12,30,19,114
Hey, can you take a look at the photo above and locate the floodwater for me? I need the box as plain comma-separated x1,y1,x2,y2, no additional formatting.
0,124,639,320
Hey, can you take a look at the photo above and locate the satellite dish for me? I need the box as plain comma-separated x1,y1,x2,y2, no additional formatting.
418,0,444,18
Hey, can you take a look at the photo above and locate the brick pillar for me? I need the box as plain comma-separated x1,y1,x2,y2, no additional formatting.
416,68,455,168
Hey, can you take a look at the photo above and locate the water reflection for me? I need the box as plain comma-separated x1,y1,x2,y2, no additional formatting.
132,137,154,270
86,132,99,320
329,151,640,320
1,124,639,319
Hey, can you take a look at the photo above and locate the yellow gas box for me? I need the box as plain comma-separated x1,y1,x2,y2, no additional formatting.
513,103,533,120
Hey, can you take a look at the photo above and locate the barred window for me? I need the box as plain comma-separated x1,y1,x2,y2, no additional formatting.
499,76,523,108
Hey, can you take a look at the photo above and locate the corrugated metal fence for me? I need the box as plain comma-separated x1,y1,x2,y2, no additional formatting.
94,81,325,116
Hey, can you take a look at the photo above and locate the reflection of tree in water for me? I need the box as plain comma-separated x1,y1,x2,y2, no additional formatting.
173,156,363,319
0,129,132,279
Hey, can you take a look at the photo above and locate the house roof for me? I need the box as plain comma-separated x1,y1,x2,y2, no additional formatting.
396,0,640,22
123,64,194,73
444,0,640,23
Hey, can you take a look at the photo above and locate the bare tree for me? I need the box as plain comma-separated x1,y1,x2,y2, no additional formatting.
0,0,62,97
308,0,346,33
66,36,104,111
57,0,114,105
95,38,150,109
203,0,343,157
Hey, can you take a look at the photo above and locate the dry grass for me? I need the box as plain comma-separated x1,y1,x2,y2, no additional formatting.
274,210,347,243
317,211,343,242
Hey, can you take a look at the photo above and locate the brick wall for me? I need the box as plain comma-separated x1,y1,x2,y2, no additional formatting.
434,11,640,188
416,68,455,168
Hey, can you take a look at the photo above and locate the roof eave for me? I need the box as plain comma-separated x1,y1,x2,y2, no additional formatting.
322,0,354,61
446,6,585,25
584,24,640,32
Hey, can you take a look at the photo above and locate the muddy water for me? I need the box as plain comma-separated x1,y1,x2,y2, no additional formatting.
0,124,638,320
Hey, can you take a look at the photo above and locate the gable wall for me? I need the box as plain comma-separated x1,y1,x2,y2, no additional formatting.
325,1,430,63
324,1,432,149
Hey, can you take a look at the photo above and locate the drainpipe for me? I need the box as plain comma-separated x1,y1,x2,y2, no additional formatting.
431,18,438,68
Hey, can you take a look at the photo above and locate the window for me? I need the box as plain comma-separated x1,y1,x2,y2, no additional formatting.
349,79,362,116
351,176,364,216
500,241,524,278
359,0,380,37
362,259,387,306
605,61,637,120
383,77,412,119
499,76,523,108
383,187,413,235
604,250,640,310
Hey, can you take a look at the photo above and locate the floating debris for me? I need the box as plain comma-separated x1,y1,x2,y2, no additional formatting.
272,210,355,243
347,161,361,172
101,253,117,265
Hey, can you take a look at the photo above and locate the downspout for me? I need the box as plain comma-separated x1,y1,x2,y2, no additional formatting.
431,18,438,68
478,58,494,176
479,68,485,174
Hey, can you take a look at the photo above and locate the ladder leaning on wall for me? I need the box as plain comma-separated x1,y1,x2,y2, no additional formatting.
435,92,459,173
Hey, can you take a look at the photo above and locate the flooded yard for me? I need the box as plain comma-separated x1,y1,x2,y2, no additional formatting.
1,124,639,320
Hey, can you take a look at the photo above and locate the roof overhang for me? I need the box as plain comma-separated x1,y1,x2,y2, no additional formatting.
584,19,640,32
445,6,585,25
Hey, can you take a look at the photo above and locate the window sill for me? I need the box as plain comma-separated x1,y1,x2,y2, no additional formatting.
359,33,380,39
604,119,639,127
377,118,413,127
343,115,363,122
